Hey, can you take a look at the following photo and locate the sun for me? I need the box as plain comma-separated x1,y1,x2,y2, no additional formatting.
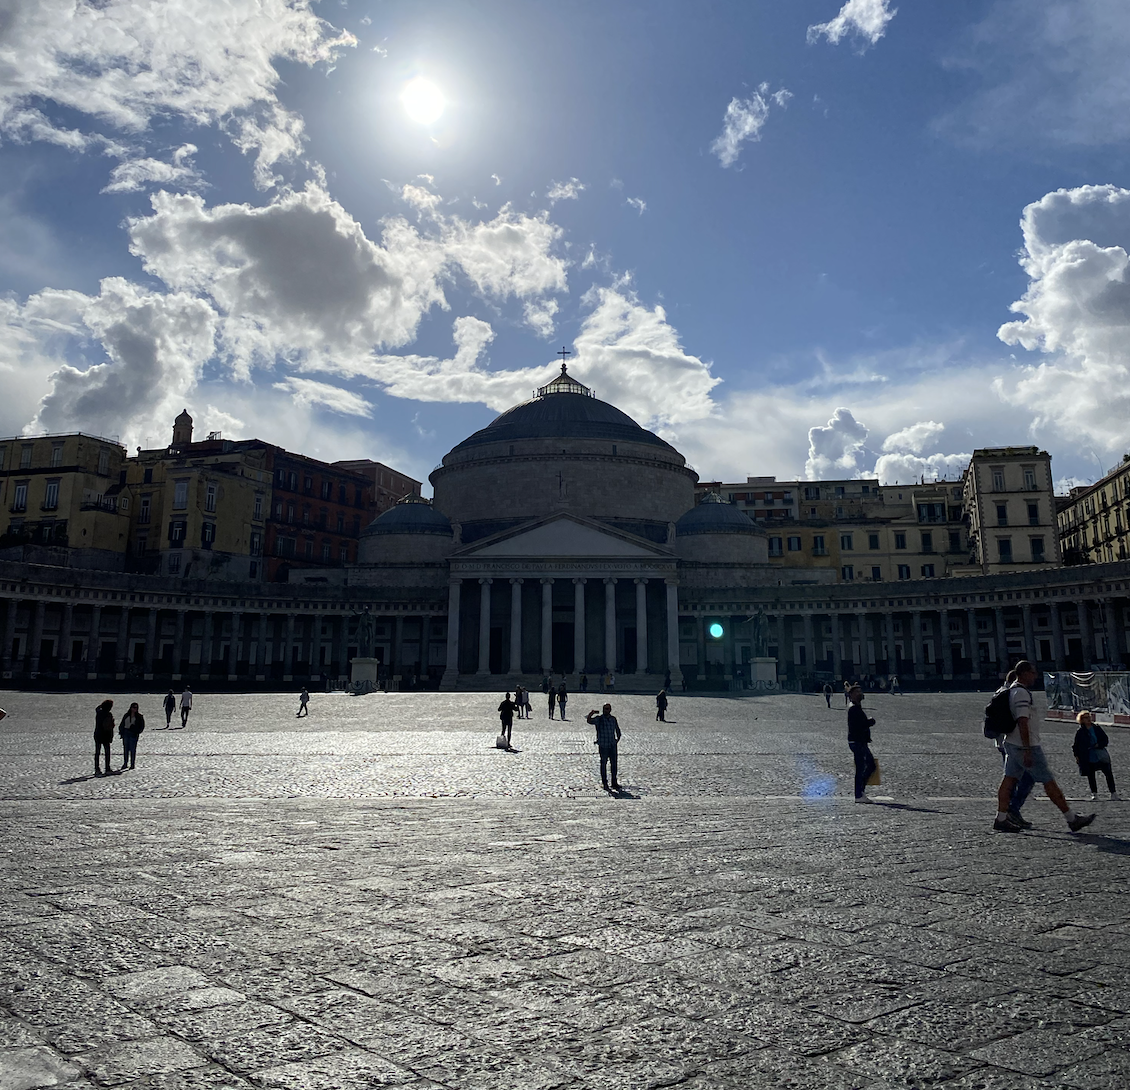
401,78,445,125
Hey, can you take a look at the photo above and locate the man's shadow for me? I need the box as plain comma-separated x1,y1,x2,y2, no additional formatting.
58,772,118,784
870,801,946,815
1078,833,1130,856
608,785,640,799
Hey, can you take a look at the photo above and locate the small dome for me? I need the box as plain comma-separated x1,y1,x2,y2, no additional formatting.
362,499,452,537
676,494,760,536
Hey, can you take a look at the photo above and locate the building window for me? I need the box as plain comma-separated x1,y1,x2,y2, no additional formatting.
787,536,801,551
167,553,181,574
173,480,188,509
921,532,933,553
841,565,854,581
304,540,313,559
949,530,961,552
339,484,347,503
287,503,295,523
136,534,147,555
143,468,153,484
340,543,349,563
921,564,935,578
20,445,33,469
205,483,216,512
836,506,845,518
996,503,1008,526
871,566,882,581
254,493,263,520
812,535,827,556
250,532,262,556
12,482,28,511
917,503,945,523
336,512,345,533
274,500,283,518
868,533,880,550
322,541,332,561
277,536,296,558
1031,537,1045,562
249,561,258,578
318,508,328,529
303,506,310,526
97,449,109,476
894,532,907,550
840,533,853,551
1023,467,1037,490
139,495,151,524
276,468,286,487
998,538,1013,563
991,468,1005,491
321,481,331,500
201,521,215,548
897,564,911,580
289,471,298,490
0,447,6,470
43,480,59,510
352,515,361,536
50,444,63,468
169,520,186,546
768,536,783,556
1027,502,1039,525
304,475,313,493
835,486,845,498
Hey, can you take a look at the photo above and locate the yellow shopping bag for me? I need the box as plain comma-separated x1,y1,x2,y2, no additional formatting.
866,759,882,787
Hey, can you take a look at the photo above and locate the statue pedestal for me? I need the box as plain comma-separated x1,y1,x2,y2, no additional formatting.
749,657,779,692
350,658,380,689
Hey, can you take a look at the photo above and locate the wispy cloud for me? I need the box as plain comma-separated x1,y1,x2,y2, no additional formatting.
807,0,897,48
546,178,586,203
710,83,791,168
626,197,647,215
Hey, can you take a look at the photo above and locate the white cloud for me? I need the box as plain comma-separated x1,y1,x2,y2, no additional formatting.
523,298,559,339
546,178,585,203
804,407,869,479
0,0,354,181
997,184,1130,456
807,0,897,48
710,83,790,168
881,420,945,454
872,451,969,485
272,377,373,417
626,197,647,215
102,144,202,193
490,174,501,186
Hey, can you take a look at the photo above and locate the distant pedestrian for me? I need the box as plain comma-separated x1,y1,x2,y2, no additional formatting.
889,675,900,695
547,683,557,719
664,669,672,691
580,673,588,692
586,702,622,793
847,685,877,803
118,702,145,771
94,699,115,776
162,690,176,728
541,675,550,694
843,681,851,706
1074,711,1120,801
497,691,518,749
297,687,310,717
557,682,568,721
179,687,193,728
823,683,832,708
681,673,687,692
994,660,1095,833
607,672,615,694
656,689,668,722
520,686,532,719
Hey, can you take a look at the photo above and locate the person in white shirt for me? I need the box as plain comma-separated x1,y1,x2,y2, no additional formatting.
179,687,193,728
994,661,1095,834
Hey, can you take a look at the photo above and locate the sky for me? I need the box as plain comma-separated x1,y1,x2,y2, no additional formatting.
3,0,1130,495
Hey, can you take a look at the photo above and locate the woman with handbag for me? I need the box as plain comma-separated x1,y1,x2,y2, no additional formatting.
118,701,146,771
1073,711,1120,801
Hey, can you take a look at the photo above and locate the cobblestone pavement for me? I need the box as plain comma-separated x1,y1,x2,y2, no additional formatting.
2,691,1129,1089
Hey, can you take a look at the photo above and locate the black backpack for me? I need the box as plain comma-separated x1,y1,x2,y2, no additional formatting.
983,688,1014,739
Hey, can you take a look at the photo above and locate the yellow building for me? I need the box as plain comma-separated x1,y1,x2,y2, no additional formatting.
0,433,130,568
1058,455,1130,565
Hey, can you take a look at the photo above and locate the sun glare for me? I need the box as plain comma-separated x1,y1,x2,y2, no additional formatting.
401,78,445,125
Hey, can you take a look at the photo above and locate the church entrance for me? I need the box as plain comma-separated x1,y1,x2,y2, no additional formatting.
552,622,574,673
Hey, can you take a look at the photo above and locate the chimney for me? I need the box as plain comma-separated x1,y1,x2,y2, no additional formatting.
172,409,193,448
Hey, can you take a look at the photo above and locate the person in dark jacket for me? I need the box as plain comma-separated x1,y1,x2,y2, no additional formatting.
162,690,176,728
1074,711,1120,801
497,692,518,748
94,699,115,776
557,680,568,721
547,683,557,720
656,690,668,722
118,702,145,771
847,685,877,803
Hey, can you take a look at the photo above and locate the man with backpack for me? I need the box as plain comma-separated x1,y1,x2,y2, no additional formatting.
985,669,1035,828
993,660,1095,834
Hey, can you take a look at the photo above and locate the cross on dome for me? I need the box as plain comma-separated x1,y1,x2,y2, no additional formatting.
536,352,593,398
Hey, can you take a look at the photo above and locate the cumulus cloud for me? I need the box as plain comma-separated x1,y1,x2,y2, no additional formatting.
710,83,791,168
996,184,1130,455
272,377,373,417
546,178,585,203
804,408,869,479
0,0,354,181
807,0,897,48
872,451,969,485
881,420,945,454
102,145,202,194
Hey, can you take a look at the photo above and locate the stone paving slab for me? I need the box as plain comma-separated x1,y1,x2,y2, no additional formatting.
2,691,1129,1089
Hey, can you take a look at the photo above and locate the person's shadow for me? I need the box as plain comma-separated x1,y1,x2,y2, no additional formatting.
608,785,640,799
1078,833,1130,856
58,772,118,784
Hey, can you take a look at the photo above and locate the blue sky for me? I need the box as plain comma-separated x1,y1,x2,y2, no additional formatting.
3,0,1130,492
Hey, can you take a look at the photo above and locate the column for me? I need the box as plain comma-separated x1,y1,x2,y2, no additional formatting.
1050,602,1067,670
993,605,1008,676
172,609,185,676
419,614,432,677
940,608,953,679
634,578,648,675
666,581,680,682
87,605,102,676
803,613,815,675
334,614,348,679
474,580,491,676
201,611,214,675
253,612,267,677
394,614,405,679
573,579,585,675
284,612,296,679
1079,600,1095,666
144,608,158,675
696,615,707,680
604,578,617,672
1,599,18,673
856,613,873,673
509,579,523,674
830,613,842,682
228,611,241,678
884,612,896,675
441,580,461,687
541,578,554,673
911,610,924,680
28,601,46,674
59,603,74,673
114,606,130,675
966,607,980,680
1022,603,1035,664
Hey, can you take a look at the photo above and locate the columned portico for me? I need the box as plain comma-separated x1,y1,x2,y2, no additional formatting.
541,579,554,672
634,578,648,676
509,579,523,674
477,578,492,676
573,579,586,675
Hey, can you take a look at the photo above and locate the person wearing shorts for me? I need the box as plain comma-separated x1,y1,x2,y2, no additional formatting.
994,661,1095,834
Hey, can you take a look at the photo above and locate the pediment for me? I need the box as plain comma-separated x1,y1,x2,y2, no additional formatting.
458,514,669,558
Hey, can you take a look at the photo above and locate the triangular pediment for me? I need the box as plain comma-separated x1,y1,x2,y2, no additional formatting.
457,514,669,558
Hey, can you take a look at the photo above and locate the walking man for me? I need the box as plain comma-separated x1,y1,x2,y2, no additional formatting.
823,683,833,708
547,682,557,719
179,686,193,728
656,689,668,722
118,701,145,771
847,685,877,803
162,689,176,728
586,702,622,793
297,687,310,717
94,699,115,776
497,691,518,749
994,660,1095,833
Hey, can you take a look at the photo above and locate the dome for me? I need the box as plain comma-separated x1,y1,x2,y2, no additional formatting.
447,365,675,454
362,500,452,537
676,494,761,536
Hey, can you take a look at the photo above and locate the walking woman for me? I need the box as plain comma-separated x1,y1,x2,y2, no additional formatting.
118,701,145,771
1074,711,1121,801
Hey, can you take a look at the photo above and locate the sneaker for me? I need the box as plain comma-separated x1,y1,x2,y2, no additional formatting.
854,795,874,804
1111,792,1122,802
1068,813,1096,833
1007,811,1033,829
993,817,1022,832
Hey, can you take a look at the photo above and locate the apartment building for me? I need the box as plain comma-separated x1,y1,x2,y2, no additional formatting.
1058,455,1130,565
333,458,421,515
